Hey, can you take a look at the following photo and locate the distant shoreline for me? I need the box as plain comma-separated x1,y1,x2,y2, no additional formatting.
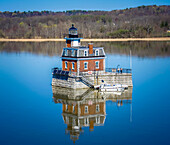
0,37,170,42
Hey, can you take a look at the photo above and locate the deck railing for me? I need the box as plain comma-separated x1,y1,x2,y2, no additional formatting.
52,67,132,76
105,68,132,74
52,68,78,76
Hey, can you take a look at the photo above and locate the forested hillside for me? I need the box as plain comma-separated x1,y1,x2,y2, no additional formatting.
0,5,170,38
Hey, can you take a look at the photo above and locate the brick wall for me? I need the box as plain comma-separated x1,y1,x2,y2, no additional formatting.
62,59,77,72
79,59,104,72
63,104,78,115
80,102,105,116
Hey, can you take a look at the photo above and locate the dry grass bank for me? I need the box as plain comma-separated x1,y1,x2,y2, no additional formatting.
0,37,170,42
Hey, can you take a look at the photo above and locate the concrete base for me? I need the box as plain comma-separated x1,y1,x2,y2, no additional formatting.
52,72,133,89
52,76,88,89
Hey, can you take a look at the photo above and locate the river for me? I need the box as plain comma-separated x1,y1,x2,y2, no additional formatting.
0,41,170,145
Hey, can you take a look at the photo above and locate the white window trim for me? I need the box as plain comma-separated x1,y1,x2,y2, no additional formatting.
95,61,99,69
63,49,65,56
65,49,68,56
73,105,75,113
84,118,89,126
65,116,69,124
96,116,100,124
73,118,76,125
84,50,88,56
85,106,88,113
96,104,100,112
65,61,68,69
84,62,88,70
95,49,99,56
66,104,68,111
71,50,74,56
72,62,75,70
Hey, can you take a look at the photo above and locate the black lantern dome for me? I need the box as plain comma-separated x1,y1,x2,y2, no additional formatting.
69,24,78,38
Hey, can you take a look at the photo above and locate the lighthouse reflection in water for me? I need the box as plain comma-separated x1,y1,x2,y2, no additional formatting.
52,86,132,143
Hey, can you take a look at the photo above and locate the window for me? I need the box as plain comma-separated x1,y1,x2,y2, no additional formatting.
65,61,68,69
85,106,88,113
84,62,88,70
95,49,99,56
96,116,100,124
95,61,99,69
72,62,75,70
84,50,88,56
63,49,67,56
66,104,68,111
84,118,89,125
73,105,75,113
65,116,69,124
73,118,76,125
71,50,74,56
96,104,100,112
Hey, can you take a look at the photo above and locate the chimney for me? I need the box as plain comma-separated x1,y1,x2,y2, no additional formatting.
88,43,93,54
67,40,71,47
89,120,94,132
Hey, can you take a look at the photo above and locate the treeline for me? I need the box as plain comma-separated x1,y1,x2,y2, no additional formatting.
0,41,169,57
0,5,170,38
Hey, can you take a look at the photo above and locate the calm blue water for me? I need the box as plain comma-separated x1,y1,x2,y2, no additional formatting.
0,43,170,145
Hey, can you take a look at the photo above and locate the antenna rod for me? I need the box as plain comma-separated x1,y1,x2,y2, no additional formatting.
130,50,132,70
130,101,132,122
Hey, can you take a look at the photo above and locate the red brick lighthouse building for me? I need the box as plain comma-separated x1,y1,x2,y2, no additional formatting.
62,24,106,75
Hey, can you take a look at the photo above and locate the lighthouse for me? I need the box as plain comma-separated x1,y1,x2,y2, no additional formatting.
52,24,132,89
62,24,106,76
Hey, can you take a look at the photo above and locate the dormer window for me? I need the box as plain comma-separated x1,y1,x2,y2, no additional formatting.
63,49,67,56
95,49,99,56
84,50,88,56
71,50,74,56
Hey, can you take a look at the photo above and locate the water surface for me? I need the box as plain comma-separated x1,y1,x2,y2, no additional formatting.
0,41,170,145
